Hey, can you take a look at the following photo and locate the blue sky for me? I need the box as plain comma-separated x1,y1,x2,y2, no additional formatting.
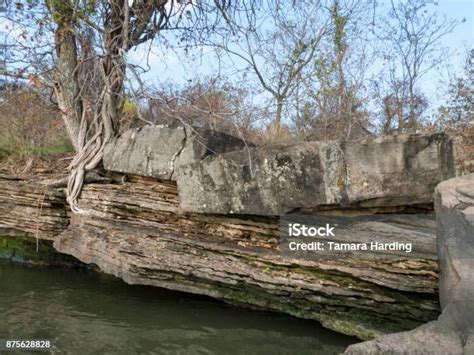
439,0,473,47
404,0,472,111
418,0,472,111
432,0,473,77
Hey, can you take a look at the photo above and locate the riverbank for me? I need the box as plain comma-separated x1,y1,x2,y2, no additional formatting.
0,174,442,340
1,130,469,352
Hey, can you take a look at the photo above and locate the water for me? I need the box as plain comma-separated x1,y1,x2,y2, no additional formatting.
0,260,357,354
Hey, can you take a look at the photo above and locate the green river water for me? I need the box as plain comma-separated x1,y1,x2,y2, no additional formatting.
0,260,357,354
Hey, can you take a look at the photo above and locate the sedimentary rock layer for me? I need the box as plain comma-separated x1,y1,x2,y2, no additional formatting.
53,176,439,340
103,127,454,215
0,175,68,240
0,173,442,340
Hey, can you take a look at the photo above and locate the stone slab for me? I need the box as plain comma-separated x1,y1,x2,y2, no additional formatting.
177,133,455,215
103,125,251,180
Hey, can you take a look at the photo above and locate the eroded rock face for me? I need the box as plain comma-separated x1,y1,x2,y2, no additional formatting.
52,177,440,340
0,175,68,240
103,127,454,215
178,133,455,215
345,173,474,354
435,174,474,342
103,125,251,180
0,131,459,343
0,175,442,340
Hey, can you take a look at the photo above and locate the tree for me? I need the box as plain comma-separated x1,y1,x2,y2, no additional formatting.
437,49,473,130
377,81,427,134
375,0,460,133
207,0,327,131
0,0,255,213
295,0,372,140
142,77,260,141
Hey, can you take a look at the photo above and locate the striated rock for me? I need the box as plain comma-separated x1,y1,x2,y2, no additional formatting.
0,132,458,346
103,125,251,180
0,176,69,240
55,219,440,340
344,173,474,354
0,175,442,340
2,128,465,345
177,133,455,215
51,175,440,340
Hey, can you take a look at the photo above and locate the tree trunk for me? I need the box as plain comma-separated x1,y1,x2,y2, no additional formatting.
51,1,83,152
65,0,127,213
408,82,417,133
275,97,283,129
102,0,127,126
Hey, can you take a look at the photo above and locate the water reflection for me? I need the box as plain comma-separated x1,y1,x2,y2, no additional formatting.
0,261,356,354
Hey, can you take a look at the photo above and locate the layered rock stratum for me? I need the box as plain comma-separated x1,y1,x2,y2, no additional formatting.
178,133,454,215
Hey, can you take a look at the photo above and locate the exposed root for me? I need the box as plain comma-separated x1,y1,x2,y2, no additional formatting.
40,171,110,188
65,53,123,216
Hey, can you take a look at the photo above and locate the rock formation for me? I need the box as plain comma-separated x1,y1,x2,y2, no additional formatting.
0,175,68,240
345,173,474,354
0,127,462,343
103,127,454,215
103,125,251,180
0,173,441,340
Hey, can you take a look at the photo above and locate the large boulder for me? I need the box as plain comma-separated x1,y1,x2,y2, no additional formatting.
435,173,474,343
103,125,251,180
177,133,455,215
345,173,474,354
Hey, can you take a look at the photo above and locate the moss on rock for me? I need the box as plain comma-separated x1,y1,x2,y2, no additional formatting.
0,235,84,267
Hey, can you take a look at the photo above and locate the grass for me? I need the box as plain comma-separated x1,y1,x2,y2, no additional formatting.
0,135,74,160
0,135,75,174
28,141,75,155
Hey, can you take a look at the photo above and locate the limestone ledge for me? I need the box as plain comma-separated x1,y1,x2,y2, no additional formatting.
0,175,440,340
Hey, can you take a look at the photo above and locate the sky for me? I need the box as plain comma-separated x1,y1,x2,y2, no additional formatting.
421,0,473,112
130,0,473,85
427,0,473,82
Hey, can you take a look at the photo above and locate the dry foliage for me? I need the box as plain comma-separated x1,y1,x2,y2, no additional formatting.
140,79,263,143
453,126,474,176
0,87,73,174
